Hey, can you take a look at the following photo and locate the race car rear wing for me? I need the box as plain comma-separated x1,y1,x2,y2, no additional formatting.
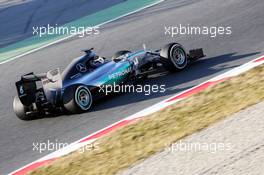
20,72,47,82
15,68,61,106
15,72,42,106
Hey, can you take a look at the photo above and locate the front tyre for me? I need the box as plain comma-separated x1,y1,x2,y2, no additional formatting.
160,43,188,72
63,86,93,113
13,96,30,120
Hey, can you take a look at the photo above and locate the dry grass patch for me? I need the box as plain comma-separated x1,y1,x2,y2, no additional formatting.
30,64,264,175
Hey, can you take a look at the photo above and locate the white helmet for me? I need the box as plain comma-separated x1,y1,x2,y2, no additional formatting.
89,55,105,68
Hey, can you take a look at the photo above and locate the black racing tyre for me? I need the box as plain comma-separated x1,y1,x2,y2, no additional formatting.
160,43,188,72
112,50,131,61
13,96,30,120
63,85,93,113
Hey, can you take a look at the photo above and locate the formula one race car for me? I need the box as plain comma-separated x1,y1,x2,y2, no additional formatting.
13,43,205,120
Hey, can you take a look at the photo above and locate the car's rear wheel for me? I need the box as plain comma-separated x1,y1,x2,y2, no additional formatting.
13,96,30,120
160,43,188,72
63,86,93,113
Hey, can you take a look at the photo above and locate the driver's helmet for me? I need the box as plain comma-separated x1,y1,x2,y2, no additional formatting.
89,55,105,68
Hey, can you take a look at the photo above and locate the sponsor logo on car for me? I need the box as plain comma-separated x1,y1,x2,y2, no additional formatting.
108,67,132,79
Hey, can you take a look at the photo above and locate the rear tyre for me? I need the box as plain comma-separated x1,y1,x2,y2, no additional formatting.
63,86,93,114
13,96,30,120
112,50,131,61
160,43,188,72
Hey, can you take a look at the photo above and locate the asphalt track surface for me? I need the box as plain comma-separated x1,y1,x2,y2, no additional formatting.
0,0,264,174
0,0,124,47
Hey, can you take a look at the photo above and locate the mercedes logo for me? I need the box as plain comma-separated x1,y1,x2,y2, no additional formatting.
76,63,87,73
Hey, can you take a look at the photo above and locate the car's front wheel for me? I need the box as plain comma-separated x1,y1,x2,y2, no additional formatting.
160,43,188,72
63,86,93,113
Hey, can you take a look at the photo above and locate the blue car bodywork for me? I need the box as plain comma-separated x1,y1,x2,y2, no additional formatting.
14,43,205,120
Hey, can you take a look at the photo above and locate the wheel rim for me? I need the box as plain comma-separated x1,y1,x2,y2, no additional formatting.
170,45,187,68
75,86,92,110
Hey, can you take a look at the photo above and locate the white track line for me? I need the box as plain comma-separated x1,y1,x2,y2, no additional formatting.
0,0,164,65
